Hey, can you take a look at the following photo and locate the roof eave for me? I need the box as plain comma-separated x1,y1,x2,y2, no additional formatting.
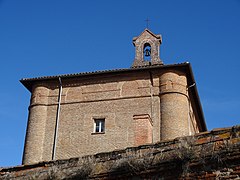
20,63,189,92
186,63,207,131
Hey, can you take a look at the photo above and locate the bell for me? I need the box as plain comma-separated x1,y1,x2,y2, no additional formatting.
145,49,151,57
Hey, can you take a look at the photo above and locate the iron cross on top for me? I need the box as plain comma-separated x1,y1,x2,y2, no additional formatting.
145,18,150,28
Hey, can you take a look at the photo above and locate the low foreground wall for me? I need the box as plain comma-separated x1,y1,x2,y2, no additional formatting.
1,125,240,179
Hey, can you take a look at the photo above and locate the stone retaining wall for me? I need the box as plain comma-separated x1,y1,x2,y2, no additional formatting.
1,125,239,179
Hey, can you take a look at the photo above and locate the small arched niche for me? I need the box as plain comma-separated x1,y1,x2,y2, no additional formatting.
143,43,151,61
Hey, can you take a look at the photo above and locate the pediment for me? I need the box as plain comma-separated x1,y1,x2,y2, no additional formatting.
133,28,161,43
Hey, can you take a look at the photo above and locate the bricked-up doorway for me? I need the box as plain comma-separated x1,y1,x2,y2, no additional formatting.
133,114,153,146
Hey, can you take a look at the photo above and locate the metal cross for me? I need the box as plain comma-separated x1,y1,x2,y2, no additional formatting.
145,18,150,28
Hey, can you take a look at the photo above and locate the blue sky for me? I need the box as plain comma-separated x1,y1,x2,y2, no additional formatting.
0,0,239,167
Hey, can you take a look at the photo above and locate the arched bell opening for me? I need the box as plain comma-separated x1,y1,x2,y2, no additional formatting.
143,43,151,61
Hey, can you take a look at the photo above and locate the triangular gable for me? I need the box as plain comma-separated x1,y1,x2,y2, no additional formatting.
133,28,160,41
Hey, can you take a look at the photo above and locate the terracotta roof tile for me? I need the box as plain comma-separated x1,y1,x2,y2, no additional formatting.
20,62,189,82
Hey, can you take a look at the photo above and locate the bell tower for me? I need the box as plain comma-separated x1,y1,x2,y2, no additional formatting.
131,29,163,67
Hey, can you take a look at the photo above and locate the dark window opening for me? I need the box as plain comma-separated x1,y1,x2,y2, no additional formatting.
94,119,105,133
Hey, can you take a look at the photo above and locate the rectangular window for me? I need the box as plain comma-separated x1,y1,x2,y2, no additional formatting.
94,119,105,133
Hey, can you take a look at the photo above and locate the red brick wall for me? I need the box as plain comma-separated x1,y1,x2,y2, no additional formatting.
133,114,152,146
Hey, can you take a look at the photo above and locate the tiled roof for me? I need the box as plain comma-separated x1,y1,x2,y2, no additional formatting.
20,62,189,82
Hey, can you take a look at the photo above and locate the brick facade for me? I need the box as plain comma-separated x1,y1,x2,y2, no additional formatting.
20,29,206,165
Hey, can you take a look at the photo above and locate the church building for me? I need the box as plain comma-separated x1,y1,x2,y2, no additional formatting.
21,29,207,165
